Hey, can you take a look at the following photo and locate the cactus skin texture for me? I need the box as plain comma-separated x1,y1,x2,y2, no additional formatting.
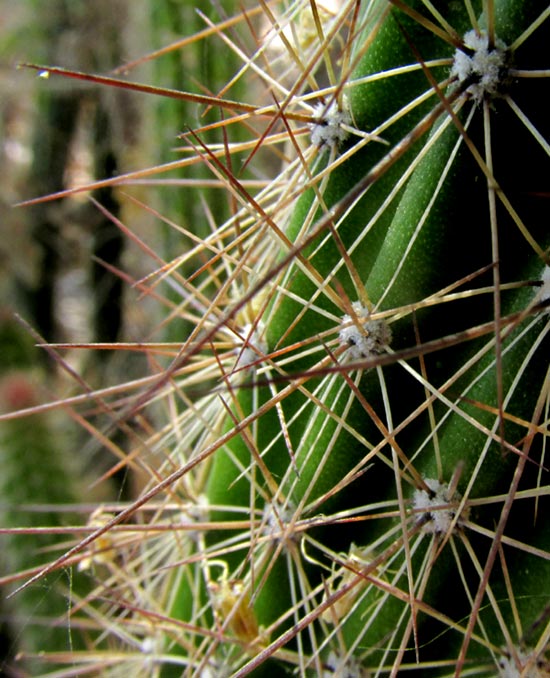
9,1,550,677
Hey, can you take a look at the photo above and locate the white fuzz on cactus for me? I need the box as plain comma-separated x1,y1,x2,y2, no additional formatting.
539,265,550,309
322,650,370,678
338,302,391,361
412,478,467,535
497,650,550,678
262,499,298,543
451,29,509,102
308,97,351,149
233,321,267,371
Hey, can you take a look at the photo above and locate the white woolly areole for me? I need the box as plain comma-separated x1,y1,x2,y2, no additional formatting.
322,651,370,678
234,321,267,370
339,302,391,361
262,500,297,542
539,265,550,309
309,97,351,149
451,29,508,102
498,650,548,678
140,637,158,654
413,478,465,535
200,663,230,678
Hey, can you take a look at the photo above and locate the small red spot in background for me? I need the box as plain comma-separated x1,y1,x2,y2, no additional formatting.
0,372,38,411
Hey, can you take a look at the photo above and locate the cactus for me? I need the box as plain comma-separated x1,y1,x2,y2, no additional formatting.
0,368,90,673
7,0,550,676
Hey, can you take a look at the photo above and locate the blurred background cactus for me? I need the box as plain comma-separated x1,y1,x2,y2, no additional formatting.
1,1,550,676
